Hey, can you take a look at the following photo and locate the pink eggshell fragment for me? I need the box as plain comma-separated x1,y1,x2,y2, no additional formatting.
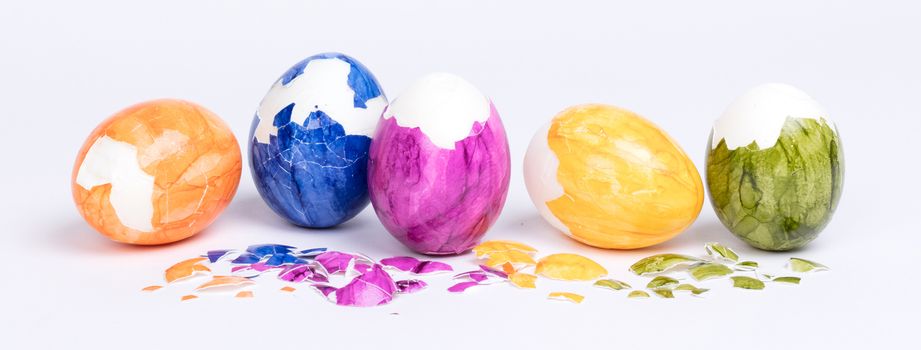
395,279,427,294
331,264,397,307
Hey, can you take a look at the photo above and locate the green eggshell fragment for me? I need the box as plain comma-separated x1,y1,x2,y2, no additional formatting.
705,242,739,262
628,290,650,298
706,117,844,251
646,276,679,289
731,276,766,290
629,254,702,275
675,284,709,295
773,276,802,284
734,261,760,271
594,279,631,291
651,288,675,299
689,263,733,281
788,258,829,273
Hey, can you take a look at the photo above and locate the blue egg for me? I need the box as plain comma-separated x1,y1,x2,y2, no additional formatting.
249,53,387,228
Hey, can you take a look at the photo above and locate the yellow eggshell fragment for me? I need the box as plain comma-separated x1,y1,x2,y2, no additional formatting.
509,273,537,289
538,104,704,249
548,292,584,304
535,253,608,281
473,240,538,267
473,240,538,256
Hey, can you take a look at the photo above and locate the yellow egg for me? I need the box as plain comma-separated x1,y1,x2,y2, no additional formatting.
523,104,704,249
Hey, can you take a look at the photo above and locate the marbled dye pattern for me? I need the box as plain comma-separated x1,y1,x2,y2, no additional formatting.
249,53,385,228
524,104,704,249
72,99,242,245
368,103,510,255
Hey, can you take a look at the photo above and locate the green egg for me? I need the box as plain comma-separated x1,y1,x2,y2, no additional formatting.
706,84,844,251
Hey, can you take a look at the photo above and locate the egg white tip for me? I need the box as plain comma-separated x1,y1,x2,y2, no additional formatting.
712,83,830,150
384,72,491,149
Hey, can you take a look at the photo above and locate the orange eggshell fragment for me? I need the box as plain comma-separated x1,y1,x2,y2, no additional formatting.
235,291,254,298
194,276,254,292
141,285,162,292
280,286,296,293
164,257,211,283
72,99,242,245
181,295,198,302
535,253,608,281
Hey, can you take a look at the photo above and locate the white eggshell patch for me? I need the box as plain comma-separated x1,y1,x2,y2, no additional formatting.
523,121,570,234
712,83,831,150
254,58,387,144
383,72,490,149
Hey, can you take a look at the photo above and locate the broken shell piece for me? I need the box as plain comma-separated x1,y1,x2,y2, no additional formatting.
731,276,765,290
195,276,256,292
395,280,427,294
675,284,709,295
651,288,675,298
689,263,733,281
181,295,198,302
313,264,396,307
627,290,650,298
280,286,296,292
536,253,607,281
787,258,829,273
773,276,801,284
548,292,584,304
734,261,759,271
141,285,162,292
509,273,537,289
235,291,254,298
646,276,679,289
594,279,631,291
165,257,211,283
629,254,701,275
704,242,739,262
473,240,538,257
380,256,453,274
447,281,481,293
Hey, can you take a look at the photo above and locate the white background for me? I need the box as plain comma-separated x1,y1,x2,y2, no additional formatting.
1,1,919,348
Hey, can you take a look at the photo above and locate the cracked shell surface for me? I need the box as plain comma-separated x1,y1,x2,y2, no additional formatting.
72,99,242,245
706,84,843,251
524,104,704,249
249,52,387,228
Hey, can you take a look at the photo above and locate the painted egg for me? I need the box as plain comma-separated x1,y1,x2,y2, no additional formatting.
524,104,704,249
249,53,387,228
706,83,844,251
72,99,242,245
368,73,510,255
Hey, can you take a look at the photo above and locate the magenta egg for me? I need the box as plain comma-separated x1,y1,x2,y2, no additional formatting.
368,73,510,255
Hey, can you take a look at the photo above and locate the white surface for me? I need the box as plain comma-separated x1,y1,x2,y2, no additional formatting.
712,83,830,149
75,135,155,232
522,120,569,234
254,57,387,143
383,72,490,149
1,0,919,349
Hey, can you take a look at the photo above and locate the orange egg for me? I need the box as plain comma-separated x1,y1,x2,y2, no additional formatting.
524,104,703,249
72,99,242,245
